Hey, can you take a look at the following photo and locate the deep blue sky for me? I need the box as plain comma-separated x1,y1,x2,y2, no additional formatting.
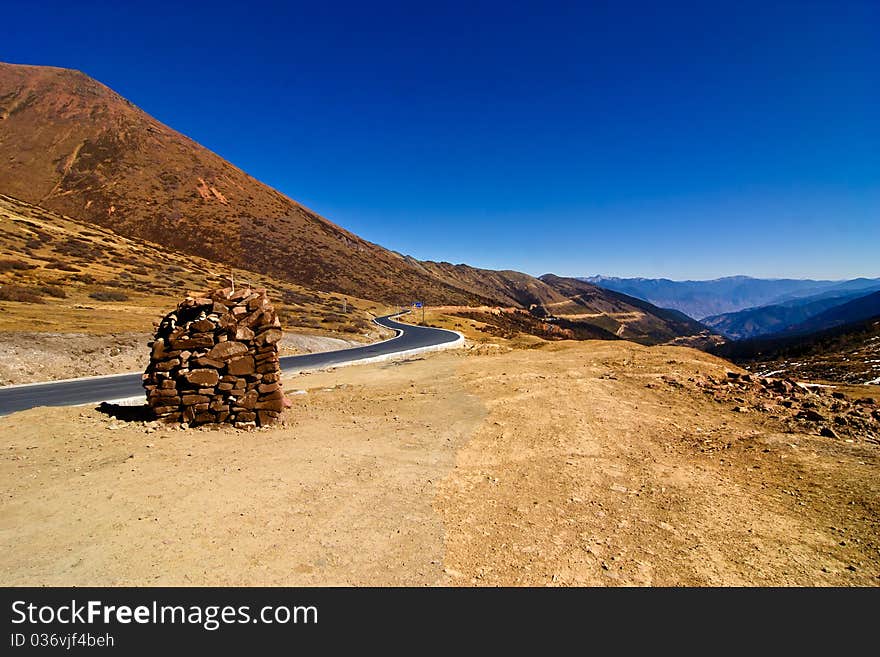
3,1,878,280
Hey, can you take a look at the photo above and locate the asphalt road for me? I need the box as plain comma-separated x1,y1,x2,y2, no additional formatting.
0,313,461,416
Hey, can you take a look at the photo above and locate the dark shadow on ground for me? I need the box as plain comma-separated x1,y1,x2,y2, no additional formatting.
96,402,153,422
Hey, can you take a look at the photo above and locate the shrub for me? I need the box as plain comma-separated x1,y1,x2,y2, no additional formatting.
38,284,67,298
0,284,44,303
282,289,315,305
43,260,80,272
89,290,129,302
70,273,96,284
0,258,37,272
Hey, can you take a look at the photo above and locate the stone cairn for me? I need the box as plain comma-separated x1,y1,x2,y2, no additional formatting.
143,286,285,428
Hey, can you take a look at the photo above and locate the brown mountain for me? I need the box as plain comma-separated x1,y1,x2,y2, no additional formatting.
534,274,715,345
0,62,490,305
0,61,710,344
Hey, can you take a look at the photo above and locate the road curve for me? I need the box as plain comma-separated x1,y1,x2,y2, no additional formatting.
0,313,462,416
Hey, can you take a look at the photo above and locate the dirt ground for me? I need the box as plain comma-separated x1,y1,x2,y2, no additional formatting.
1,341,877,586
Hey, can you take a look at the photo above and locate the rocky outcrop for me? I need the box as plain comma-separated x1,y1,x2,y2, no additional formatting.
143,286,285,427
680,371,879,442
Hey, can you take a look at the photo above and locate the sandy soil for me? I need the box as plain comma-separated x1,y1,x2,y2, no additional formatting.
0,332,370,386
1,341,877,586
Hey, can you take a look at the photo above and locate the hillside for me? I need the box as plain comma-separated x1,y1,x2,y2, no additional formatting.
415,260,569,308
539,274,714,345
0,192,387,331
398,273,717,347
783,290,880,336
713,314,880,385
703,287,880,339
0,62,497,306
0,193,395,383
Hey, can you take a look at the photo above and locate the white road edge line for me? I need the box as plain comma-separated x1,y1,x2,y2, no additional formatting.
14,312,466,406
0,369,139,390
0,312,407,391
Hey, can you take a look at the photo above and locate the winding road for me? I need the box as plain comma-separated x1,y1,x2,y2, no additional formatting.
0,313,462,416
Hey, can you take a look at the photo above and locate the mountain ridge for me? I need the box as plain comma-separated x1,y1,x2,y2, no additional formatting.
585,274,880,320
703,284,880,339
0,62,492,306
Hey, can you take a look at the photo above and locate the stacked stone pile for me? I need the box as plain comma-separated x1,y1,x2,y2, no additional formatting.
143,286,285,427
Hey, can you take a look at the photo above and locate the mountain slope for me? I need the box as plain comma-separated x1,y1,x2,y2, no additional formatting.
702,286,880,339
0,192,386,338
782,290,880,336
538,274,714,345
712,314,880,385
0,62,499,306
415,261,569,308
583,275,859,319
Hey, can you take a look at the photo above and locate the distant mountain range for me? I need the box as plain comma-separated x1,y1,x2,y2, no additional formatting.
583,275,880,321
702,285,880,339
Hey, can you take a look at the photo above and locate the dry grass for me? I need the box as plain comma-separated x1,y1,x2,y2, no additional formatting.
0,194,388,339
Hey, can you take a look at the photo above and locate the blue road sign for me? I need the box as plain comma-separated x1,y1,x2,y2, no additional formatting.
414,302,423,308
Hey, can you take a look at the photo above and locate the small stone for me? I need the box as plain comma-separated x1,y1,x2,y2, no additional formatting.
227,356,255,375
191,356,225,369
255,328,283,345
190,319,215,332
255,398,285,412
181,394,211,405
184,369,220,386
798,409,826,423
206,341,248,361
257,410,281,425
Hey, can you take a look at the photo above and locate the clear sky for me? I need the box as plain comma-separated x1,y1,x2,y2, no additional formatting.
3,1,878,280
